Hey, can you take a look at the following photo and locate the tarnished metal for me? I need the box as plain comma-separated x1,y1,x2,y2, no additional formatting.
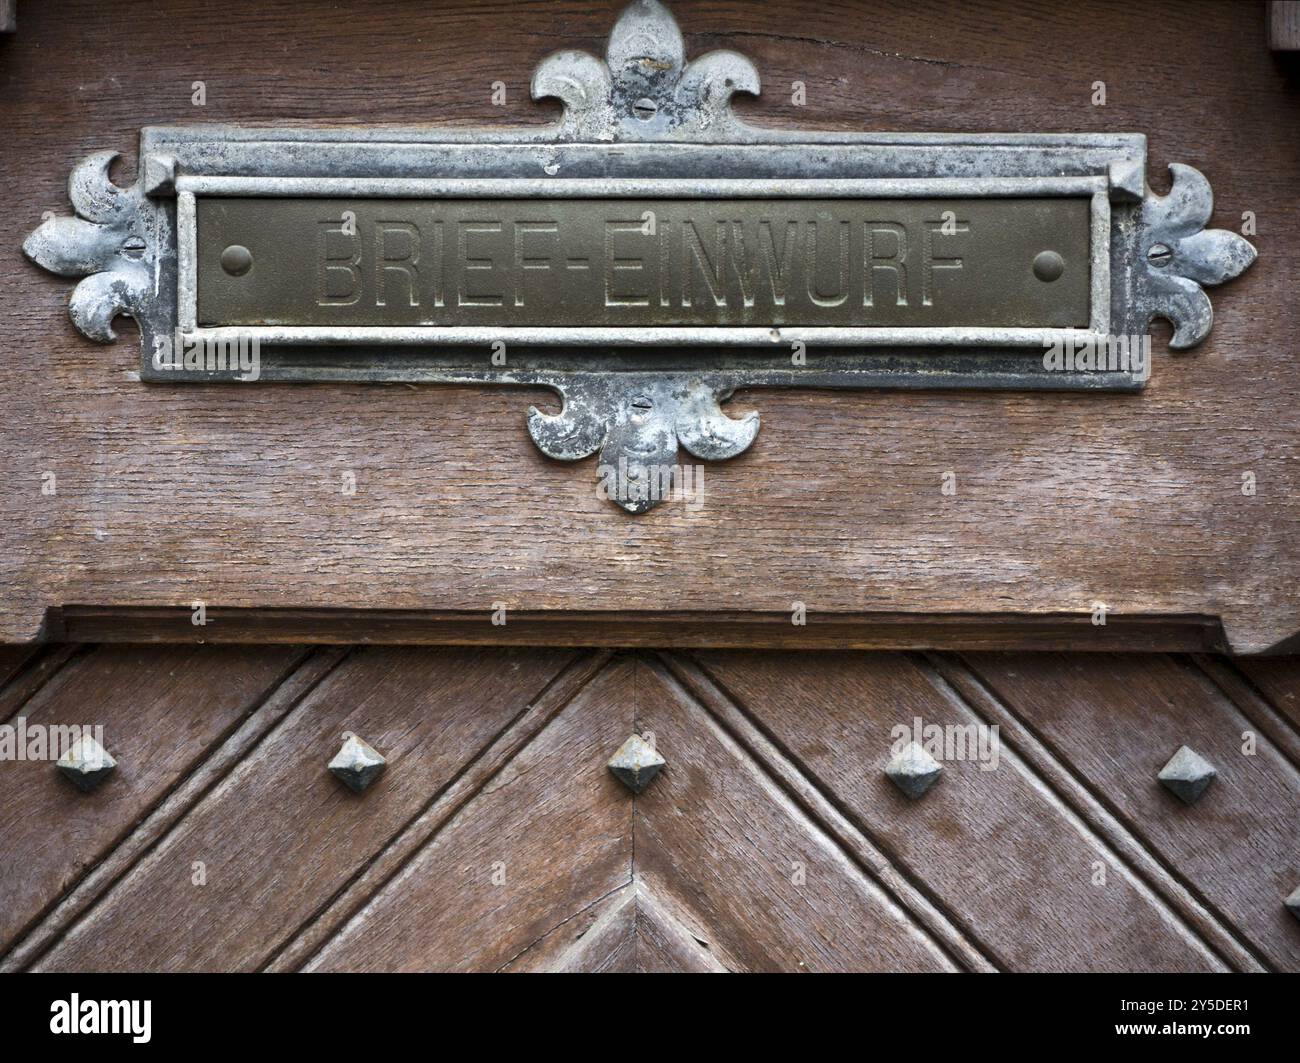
607,734,666,794
20,0,1258,512
55,736,117,793
328,734,387,793
885,741,942,800
1157,745,1217,805
195,196,1090,329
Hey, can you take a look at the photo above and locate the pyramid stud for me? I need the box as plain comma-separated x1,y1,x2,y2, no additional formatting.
55,735,117,792
1285,886,1300,922
886,740,942,799
1158,745,1216,805
328,734,386,793
607,734,665,794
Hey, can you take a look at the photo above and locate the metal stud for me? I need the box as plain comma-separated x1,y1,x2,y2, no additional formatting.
607,734,665,794
55,735,116,792
885,740,942,799
1157,745,1216,805
328,734,386,793
1285,886,1300,922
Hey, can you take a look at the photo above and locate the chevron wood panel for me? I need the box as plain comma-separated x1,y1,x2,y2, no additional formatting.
963,652,1300,971
0,645,1296,972
685,650,1227,971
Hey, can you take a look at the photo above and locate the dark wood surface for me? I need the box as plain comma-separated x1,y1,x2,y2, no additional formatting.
1,643,1294,972
0,1,1297,651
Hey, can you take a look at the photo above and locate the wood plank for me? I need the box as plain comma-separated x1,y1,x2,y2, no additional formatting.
306,656,638,972
0,644,305,954
688,649,1229,971
32,646,574,972
0,0,1296,650
1,646,351,972
48,607,1227,653
1232,655,1300,733
963,651,1300,970
1270,1,1300,49
628,657,963,972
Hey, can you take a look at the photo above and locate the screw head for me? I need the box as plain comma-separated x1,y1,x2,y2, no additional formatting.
885,741,942,799
1032,250,1065,283
56,735,117,793
328,735,387,793
1286,885,1300,921
220,244,253,277
1147,242,1174,268
632,97,658,120
607,734,665,794
1158,745,1216,804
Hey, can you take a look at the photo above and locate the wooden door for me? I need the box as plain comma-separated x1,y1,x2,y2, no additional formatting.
0,1,1297,974
1,644,1295,972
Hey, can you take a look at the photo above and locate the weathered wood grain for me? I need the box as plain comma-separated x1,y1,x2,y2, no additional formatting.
32,645,574,972
686,649,1230,970
628,657,963,971
0,0,1296,650
306,655,638,972
0,644,305,953
964,651,1300,970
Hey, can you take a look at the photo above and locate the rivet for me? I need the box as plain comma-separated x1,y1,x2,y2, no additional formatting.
607,734,665,794
1032,250,1065,282
885,740,942,799
328,734,386,793
220,244,253,277
1157,745,1216,804
1286,885,1300,922
56,735,117,792
632,97,658,120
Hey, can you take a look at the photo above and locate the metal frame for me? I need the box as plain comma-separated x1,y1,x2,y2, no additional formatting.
21,0,1257,511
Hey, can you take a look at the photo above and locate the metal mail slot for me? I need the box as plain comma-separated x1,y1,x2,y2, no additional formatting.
194,196,1091,331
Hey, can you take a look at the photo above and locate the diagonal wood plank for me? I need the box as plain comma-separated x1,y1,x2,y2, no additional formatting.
32,646,574,972
306,655,637,972
964,651,1300,971
0,644,306,954
633,658,961,972
506,882,729,973
1230,656,1300,735
687,650,1227,972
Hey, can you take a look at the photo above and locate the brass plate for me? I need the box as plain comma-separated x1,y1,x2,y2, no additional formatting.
195,197,1091,329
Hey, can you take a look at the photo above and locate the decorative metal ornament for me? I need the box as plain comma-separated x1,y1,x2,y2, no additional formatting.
607,734,666,794
22,0,1256,512
1157,745,1217,805
55,735,117,792
328,734,387,793
885,741,942,800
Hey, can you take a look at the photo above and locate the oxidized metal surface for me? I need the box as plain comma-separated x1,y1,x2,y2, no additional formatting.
55,736,117,793
195,196,1091,329
607,734,666,794
328,735,387,794
1157,745,1217,805
885,741,943,800
20,0,1259,512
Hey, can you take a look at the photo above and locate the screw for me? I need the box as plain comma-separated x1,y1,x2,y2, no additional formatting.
1147,243,1173,268
632,97,658,120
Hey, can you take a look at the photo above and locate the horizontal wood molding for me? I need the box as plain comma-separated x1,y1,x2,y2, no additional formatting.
40,606,1233,653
